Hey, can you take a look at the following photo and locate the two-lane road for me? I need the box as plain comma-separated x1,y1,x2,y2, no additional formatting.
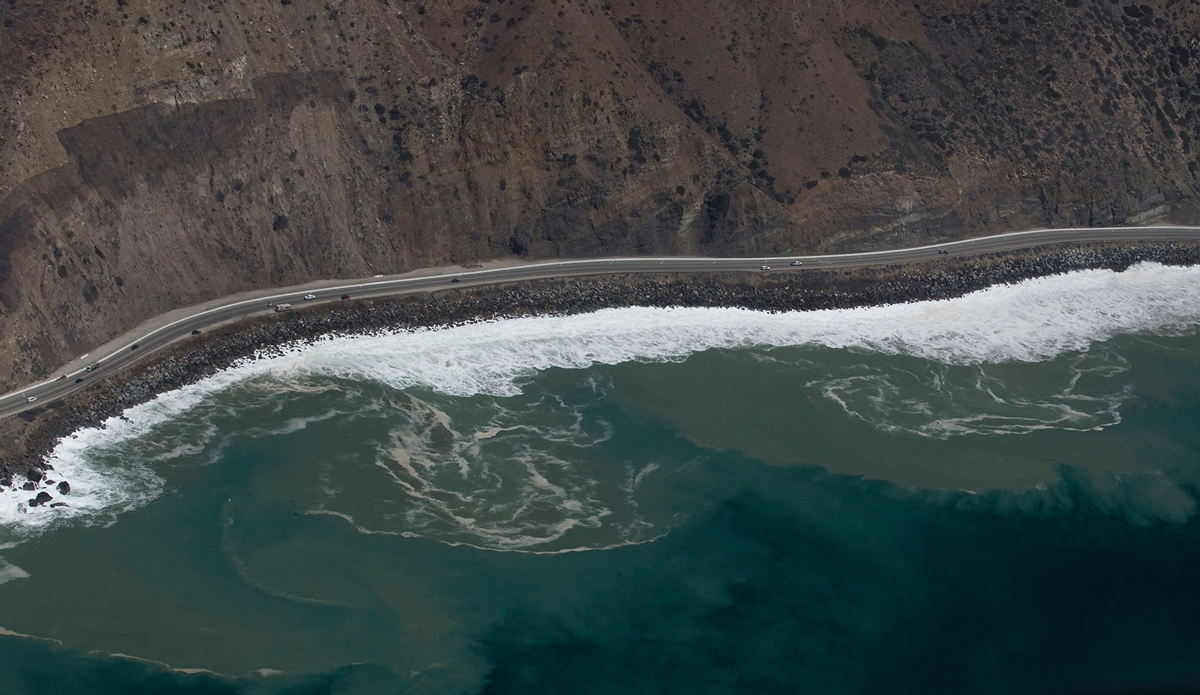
4,224,1199,419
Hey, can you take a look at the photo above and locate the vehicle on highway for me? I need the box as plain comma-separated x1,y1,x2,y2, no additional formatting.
25,396,36,403
85,365,95,372
303,294,317,301
130,343,139,350
791,261,802,266
191,329,201,335
451,278,460,283
938,249,948,255
75,378,83,383
760,265,771,271
274,303,292,312
341,294,352,300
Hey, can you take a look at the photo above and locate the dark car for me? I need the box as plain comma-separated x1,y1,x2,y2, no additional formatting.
341,294,352,300
130,344,139,350
191,329,201,335
75,378,83,383
450,278,461,284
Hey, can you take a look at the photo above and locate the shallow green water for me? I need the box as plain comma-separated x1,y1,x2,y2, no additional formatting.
3,267,1200,694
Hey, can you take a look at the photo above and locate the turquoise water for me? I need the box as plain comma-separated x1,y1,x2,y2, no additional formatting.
2,264,1200,693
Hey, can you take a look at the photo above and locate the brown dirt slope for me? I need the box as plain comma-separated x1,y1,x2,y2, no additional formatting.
1,0,1200,389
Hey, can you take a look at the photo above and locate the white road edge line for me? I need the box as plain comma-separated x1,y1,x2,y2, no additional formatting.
2,225,1197,403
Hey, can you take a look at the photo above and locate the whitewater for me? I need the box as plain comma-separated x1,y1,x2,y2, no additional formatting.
2,261,1200,541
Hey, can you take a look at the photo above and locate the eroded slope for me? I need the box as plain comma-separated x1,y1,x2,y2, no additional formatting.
1,0,1199,388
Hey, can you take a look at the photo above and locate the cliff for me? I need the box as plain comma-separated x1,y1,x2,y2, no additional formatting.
2,0,1200,388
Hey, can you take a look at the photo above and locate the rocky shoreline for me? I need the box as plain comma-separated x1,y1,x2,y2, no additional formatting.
4,240,1200,499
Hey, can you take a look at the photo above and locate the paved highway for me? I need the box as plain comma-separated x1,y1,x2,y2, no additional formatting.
3,224,1199,419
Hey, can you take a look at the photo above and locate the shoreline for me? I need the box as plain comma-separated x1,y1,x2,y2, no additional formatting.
4,239,1200,487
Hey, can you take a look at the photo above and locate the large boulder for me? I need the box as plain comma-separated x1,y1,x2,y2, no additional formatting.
56,481,71,495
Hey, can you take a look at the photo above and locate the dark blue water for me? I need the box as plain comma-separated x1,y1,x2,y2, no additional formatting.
3,269,1200,694
5,386,1200,694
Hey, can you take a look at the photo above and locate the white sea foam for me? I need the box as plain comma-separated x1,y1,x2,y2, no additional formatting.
0,558,29,585
254,261,1200,396
3,262,1199,539
362,392,622,550
0,361,264,540
813,351,1136,437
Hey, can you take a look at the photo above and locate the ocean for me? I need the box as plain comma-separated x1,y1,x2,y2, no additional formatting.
1,261,1200,693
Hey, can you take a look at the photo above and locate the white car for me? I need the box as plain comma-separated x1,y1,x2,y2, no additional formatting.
760,265,771,271
25,396,36,403
791,261,803,266
302,294,317,301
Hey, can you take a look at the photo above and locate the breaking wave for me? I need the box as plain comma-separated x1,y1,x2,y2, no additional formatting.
241,262,1200,396
2,261,1199,544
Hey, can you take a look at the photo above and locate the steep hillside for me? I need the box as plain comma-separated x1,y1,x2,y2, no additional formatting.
2,0,1200,387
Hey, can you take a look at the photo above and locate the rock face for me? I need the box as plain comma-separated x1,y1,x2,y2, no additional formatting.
2,0,1200,388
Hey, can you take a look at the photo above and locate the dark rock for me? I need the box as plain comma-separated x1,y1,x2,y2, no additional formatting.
49,502,69,508
26,469,42,483
56,481,71,495
20,482,35,491
34,491,53,506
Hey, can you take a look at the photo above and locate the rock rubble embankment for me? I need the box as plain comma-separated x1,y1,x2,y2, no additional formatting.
3,241,1199,491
